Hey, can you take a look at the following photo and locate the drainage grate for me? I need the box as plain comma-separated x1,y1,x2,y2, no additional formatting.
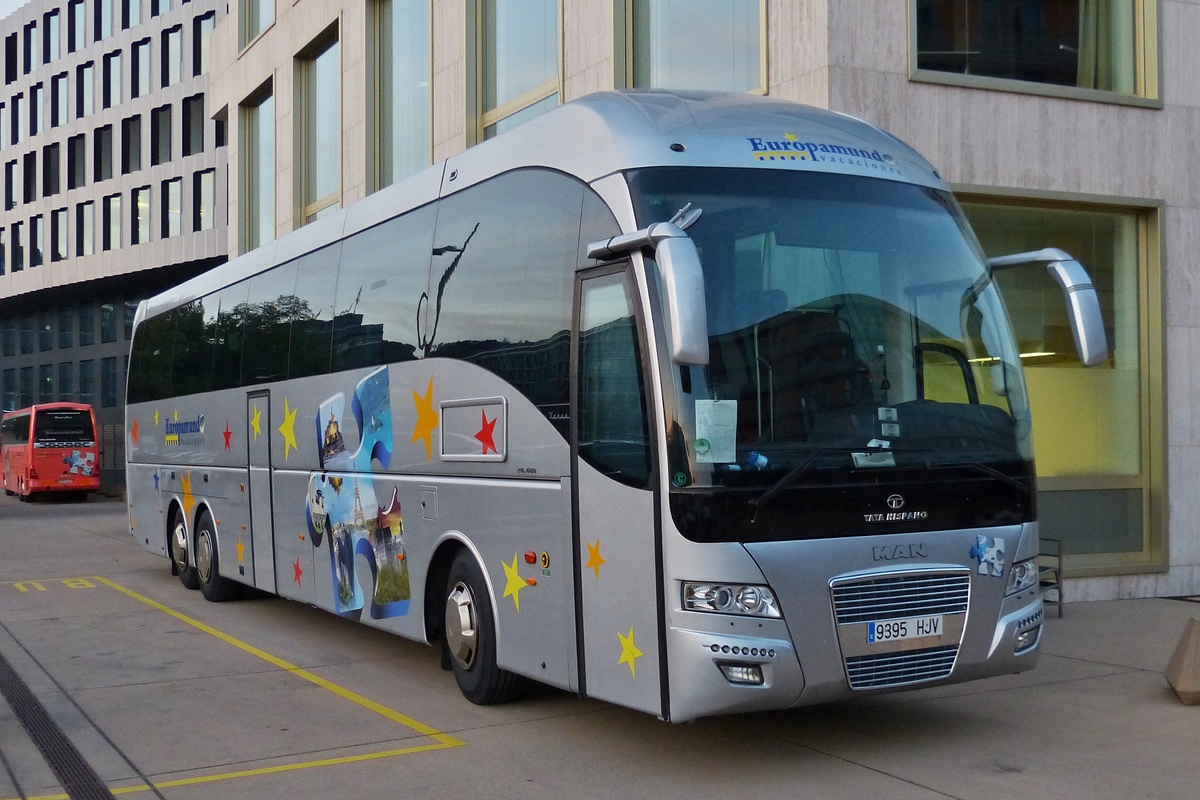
0,648,116,800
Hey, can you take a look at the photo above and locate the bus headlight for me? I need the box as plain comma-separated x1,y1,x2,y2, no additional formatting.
1006,558,1040,596
682,582,782,618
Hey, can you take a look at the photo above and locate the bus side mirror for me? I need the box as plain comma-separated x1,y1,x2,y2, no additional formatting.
988,248,1109,367
655,235,710,366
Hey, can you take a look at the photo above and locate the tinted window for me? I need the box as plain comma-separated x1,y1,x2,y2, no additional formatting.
127,311,174,403
33,408,94,444
239,262,298,386
426,169,613,427
210,281,248,391
332,204,434,373
170,300,211,396
288,243,340,379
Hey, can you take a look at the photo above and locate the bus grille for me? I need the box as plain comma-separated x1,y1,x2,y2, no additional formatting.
830,571,970,624
844,645,959,689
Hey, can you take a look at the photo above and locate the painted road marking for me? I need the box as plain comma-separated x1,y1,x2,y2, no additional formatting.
1,576,464,800
4,579,96,592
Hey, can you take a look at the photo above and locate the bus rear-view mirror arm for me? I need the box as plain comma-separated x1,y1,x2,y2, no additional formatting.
987,247,1109,367
587,217,709,366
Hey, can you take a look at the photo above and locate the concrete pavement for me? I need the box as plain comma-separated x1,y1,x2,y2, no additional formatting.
0,492,1197,799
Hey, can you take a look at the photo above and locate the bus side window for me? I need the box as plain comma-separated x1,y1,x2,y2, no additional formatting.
240,262,299,386
211,281,249,391
428,169,594,435
332,204,435,373
288,243,341,379
578,271,652,488
170,300,212,397
128,311,177,404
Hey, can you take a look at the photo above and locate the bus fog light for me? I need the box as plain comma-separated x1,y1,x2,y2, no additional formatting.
683,582,782,618
1015,626,1040,653
717,662,764,685
1006,558,1039,596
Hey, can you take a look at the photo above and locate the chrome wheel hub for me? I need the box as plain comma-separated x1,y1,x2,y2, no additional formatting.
195,529,213,583
171,522,189,571
445,581,478,670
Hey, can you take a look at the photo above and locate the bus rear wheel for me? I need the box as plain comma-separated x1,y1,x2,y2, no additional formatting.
444,550,524,705
196,510,240,602
171,509,200,590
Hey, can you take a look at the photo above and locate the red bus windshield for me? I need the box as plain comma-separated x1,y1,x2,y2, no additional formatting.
32,409,96,447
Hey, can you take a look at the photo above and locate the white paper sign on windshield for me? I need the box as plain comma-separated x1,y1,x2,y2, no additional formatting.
694,400,737,463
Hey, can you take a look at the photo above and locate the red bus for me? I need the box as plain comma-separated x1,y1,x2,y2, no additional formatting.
1,403,100,501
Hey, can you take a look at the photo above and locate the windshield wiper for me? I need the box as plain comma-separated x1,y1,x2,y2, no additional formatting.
750,448,845,521
926,460,1030,495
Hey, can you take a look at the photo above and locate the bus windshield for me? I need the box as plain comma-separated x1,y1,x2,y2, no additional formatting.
33,409,96,446
628,167,1034,542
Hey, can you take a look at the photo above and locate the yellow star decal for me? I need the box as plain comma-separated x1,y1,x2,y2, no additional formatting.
585,539,606,579
784,132,797,141
173,409,179,422
180,471,195,518
236,537,245,564
618,627,643,676
501,553,527,612
411,377,439,460
153,409,160,426
278,399,299,460
250,405,262,439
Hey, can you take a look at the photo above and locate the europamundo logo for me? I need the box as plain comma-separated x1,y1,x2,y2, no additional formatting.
747,133,902,176
164,415,205,446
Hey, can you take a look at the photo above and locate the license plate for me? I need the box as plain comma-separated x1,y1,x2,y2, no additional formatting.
868,615,942,644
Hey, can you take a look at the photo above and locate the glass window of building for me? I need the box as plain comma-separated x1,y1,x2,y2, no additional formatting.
0,227,4,274
101,356,117,407
241,88,274,250
38,312,52,351
42,143,60,196
241,0,274,49
132,186,149,244
122,115,141,174
124,301,137,340
479,0,558,139
193,169,214,231
20,315,34,353
76,201,94,256
101,303,118,344
0,101,6,148
44,11,60,64
132,39,150,98
12,93,23,143
19,366,33,407
1,320,12,355
162,27,182,88
161,178,181,238
151,104,171,165
39,364,53,403
68,1,86,54
51,207,67,261
79,359,94,404
962,200,1159,571
29,83,42,136
298,32,340,223
372,0,431,190
51,72,68,127
58,307,73,348
3,34,13,86
96,0,115,41
628,0,764,92
94,124,113,182
102,194,121,251
23,22,38,75
77,62,94,118
22,151,36,203
152,0,174,17
182,94,204,156
4,159,16,209
79,304,95,345
123,0,142,30
10,221,21,271
194,12,215,76
29,215,43,267
67,133,85,189
103,51,121,109
914,0,1157,98
2,369,15,409
57,362,73,401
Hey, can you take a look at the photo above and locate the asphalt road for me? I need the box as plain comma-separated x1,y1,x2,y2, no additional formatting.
0,491,1197,800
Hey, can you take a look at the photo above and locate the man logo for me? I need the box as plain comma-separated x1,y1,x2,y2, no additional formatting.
873,543,929,561
886,494,905,510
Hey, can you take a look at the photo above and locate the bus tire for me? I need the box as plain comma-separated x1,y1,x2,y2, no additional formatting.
444,549,524,705
196,510,240,602
170,508,201,590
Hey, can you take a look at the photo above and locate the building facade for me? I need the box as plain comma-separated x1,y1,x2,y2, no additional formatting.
0,0,228,488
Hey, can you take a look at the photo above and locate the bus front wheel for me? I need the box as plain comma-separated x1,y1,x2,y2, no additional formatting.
443,550,524,705
196,510,241,602
171,509,200,590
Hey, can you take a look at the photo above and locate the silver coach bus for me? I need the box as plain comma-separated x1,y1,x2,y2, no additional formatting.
126,91,1106,722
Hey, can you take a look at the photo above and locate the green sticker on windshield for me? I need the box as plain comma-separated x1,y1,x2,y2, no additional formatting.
694,438,711,455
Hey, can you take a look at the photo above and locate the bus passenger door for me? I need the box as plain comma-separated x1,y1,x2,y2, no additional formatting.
574,267,664,717
246,391,276,593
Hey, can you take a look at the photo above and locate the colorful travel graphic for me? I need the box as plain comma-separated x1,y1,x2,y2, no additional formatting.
63,450,96,476
304,366,410,619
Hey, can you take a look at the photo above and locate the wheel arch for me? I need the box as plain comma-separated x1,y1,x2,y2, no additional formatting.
424,532,498,646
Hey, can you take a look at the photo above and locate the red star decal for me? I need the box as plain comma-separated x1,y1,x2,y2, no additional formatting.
130,419,139,446
293,559,303,585
223,423,232,450
474,409,498,455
